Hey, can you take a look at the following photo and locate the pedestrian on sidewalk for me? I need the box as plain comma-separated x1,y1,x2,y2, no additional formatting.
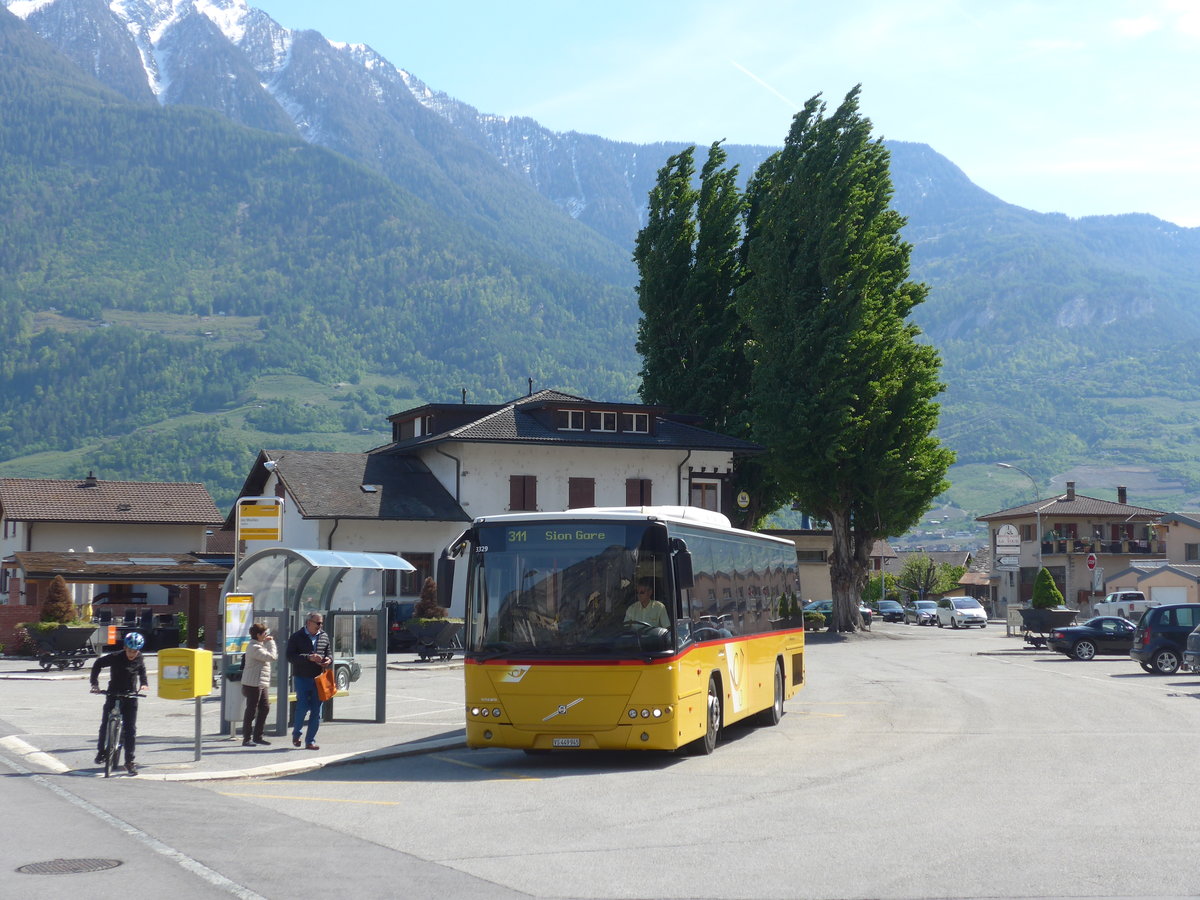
241,622,277,746
285,612,331,750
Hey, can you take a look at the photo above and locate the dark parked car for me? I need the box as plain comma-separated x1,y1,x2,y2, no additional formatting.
332,657,362,692
874,600,905,623
1047,616,1136,660
804,599,872,628
1183,625,1200,673
904,600,938,626
1130,603,1200,674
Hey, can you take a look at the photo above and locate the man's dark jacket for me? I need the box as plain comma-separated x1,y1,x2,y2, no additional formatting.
286,626,332,678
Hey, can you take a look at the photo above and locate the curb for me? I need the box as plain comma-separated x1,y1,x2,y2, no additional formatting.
136,733,467,782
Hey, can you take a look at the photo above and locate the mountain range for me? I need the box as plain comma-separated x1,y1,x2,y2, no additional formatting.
3,0,1200,526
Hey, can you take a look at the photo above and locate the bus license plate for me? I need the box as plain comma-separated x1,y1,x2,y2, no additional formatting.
552,737,581,748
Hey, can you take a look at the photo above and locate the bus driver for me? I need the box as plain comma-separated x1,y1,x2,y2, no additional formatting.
625,577,670,629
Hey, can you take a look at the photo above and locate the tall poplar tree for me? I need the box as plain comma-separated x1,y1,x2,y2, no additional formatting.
635,142,784,526
635,146,701,414
739,87,954,631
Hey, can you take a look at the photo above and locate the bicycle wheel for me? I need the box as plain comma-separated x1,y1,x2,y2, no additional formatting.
104,712,122,778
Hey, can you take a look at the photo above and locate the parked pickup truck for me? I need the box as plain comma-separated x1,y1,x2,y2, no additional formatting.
1092,590,1155,621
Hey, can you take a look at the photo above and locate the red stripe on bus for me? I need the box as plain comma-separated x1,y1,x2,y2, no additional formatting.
463,627,804,667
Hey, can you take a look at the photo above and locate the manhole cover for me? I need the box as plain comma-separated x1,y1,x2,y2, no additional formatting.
17,858,123,875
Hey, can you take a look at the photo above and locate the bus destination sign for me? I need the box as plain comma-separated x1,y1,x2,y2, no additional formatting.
479,524,628,552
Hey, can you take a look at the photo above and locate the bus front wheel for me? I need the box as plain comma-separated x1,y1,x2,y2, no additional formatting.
689,675,722,756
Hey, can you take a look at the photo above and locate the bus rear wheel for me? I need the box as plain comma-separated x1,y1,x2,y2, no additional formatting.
755,662,784,726
688,675,722,755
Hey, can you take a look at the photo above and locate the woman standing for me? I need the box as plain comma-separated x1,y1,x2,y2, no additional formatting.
241,622,277,746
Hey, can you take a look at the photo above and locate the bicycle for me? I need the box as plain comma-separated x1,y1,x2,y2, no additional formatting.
93,690,143,777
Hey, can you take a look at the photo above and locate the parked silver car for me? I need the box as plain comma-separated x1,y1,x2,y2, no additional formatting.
904,599,939,626
936,596,988,629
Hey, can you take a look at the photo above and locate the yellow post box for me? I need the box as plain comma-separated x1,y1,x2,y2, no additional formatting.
157,647,214,699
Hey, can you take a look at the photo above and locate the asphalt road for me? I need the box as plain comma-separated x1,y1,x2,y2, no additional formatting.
4,623,1200,899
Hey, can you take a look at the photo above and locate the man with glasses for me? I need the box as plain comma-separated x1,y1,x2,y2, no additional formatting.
625,577,670,629
285,612,332,750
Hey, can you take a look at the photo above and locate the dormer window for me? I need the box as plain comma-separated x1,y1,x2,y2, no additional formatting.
622,412,649,433
589,411,617,432
557,409,585,431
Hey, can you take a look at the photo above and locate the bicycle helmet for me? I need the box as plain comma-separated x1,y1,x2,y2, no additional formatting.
123,631,145,651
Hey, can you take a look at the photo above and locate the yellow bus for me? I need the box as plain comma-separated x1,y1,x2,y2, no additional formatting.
438,506,804,754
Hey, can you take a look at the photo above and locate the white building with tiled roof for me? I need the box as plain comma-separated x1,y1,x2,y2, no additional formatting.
1,472,222,569
977,481,1167,615
0,474,225,643
233,390,764,602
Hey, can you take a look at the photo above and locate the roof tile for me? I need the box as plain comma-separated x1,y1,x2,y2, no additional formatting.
0,477,223,525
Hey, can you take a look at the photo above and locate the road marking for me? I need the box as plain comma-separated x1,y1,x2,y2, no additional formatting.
0,753,265,899
218,791,400,805
0,735,70,773
984,652,1193,694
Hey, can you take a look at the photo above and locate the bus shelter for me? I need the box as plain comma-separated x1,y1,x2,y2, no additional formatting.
220,548,414,735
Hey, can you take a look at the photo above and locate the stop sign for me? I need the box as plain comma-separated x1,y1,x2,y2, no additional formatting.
1087,553,1097,570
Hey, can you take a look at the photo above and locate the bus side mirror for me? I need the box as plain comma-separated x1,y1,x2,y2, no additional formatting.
673,549,694,591
436,554,455,610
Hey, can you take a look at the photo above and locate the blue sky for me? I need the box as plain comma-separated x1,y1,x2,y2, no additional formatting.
252,0,1200,227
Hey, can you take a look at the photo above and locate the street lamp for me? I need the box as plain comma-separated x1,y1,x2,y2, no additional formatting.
996,462,1040,501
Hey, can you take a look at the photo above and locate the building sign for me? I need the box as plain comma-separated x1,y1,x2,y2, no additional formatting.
995,524,1020,548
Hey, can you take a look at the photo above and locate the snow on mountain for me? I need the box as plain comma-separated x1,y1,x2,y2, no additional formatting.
1,0,760,248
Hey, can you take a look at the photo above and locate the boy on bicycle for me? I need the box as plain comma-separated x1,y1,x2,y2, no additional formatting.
90,631,149,775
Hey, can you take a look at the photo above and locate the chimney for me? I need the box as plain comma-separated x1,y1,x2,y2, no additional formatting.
83,471,98,488
1065,481,1075,501
1118,485,1127,504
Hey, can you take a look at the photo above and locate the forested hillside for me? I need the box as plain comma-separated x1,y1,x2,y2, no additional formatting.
883,142,1200,504
5,3,1200,522
0,9,638,507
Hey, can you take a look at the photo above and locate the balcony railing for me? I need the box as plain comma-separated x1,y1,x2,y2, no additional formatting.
1039,539,1161,556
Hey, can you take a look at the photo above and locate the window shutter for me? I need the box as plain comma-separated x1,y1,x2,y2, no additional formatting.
510,475,536,511
626,478,651,506
569,478,595,509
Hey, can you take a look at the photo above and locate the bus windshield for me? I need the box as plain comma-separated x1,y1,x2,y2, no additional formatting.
466,521,673,658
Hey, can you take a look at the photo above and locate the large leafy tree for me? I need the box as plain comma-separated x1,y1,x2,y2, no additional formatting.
634,142,784,526
897,554,965,602
739,86,954,631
